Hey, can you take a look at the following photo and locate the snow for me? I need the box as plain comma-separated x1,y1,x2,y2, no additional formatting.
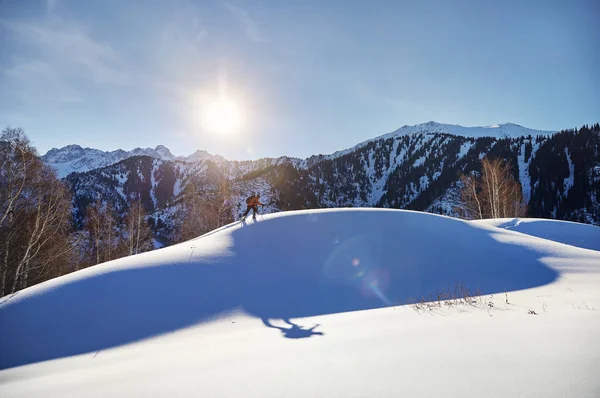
172,177,183,197
318,121,551,160
518,142,532,202
474,217,600,252
153,145,175,160
364,142,403,206
150,161,158,210
185,149,227,163
564,147,575,193
355,122,554,155
42,145,224,178
114,186,126,200
115,172,127,185
426,183,462,217
413,155,426,167
151,238,164,249
44,122,554,180
458,141,472,158
1,209,599,397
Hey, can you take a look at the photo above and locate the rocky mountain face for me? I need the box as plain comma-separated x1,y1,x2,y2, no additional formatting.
50,122,600,246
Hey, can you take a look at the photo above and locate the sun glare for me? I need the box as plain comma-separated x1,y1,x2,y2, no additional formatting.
202,97,243,135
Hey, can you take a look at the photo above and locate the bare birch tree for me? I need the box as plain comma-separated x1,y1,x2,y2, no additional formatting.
84,200,118,265
120,196,153,256
9,176,73,292
457,157,527,220
1,127,74,295
177,177,233,242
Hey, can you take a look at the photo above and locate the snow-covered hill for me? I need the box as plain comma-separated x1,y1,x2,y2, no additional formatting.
42,144,227,178
1,209,599,397
475,218,600,251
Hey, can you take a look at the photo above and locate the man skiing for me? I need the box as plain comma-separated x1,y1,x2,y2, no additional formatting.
241,193,264,221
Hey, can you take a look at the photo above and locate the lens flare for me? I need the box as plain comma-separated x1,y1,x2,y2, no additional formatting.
361,269,391,305
322,235,393,306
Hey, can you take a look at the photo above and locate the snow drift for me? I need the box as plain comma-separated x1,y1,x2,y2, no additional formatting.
475,217,600,251
3,208,590,369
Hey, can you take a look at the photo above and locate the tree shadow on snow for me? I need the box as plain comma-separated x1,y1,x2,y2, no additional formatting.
1,210,563,369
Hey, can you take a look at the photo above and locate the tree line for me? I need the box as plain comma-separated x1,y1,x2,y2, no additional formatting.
0,127,233,297
1,128,74,296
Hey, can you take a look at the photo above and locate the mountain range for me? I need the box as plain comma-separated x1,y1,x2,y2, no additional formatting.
43,122,555,178
42,144,226,178
42,121,600,244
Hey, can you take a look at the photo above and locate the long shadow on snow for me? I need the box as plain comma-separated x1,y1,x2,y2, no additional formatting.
261,318,324,339
0,211,559,370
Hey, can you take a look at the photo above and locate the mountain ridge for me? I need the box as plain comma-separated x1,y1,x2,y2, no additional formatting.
42,144,227,178
43,121,555,177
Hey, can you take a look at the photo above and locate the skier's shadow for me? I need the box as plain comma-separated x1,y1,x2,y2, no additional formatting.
261,318,324,339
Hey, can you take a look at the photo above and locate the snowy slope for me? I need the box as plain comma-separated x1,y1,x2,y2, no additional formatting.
1,209,599,397
474,218,600,251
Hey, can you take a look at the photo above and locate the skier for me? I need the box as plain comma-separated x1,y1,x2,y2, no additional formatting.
241,193,264,221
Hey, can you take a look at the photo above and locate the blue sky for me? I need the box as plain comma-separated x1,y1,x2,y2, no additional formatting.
0,0,598,160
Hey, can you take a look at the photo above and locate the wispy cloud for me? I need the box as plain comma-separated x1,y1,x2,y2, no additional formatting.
0,12,131,109
159,7,207,60
2,59,83,104
148,4,213,102
1,1,237,126
223,2,267,42
46,0,57,14
5,18,128,85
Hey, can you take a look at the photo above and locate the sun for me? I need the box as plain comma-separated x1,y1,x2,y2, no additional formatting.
202,97,243,135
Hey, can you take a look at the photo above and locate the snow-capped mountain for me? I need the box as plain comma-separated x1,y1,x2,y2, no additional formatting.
62,122,600,247
311,122,555,161
387,121,554,139
42,144,226,178
43,122,552,178
1,209,599,397
186,149,227,163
